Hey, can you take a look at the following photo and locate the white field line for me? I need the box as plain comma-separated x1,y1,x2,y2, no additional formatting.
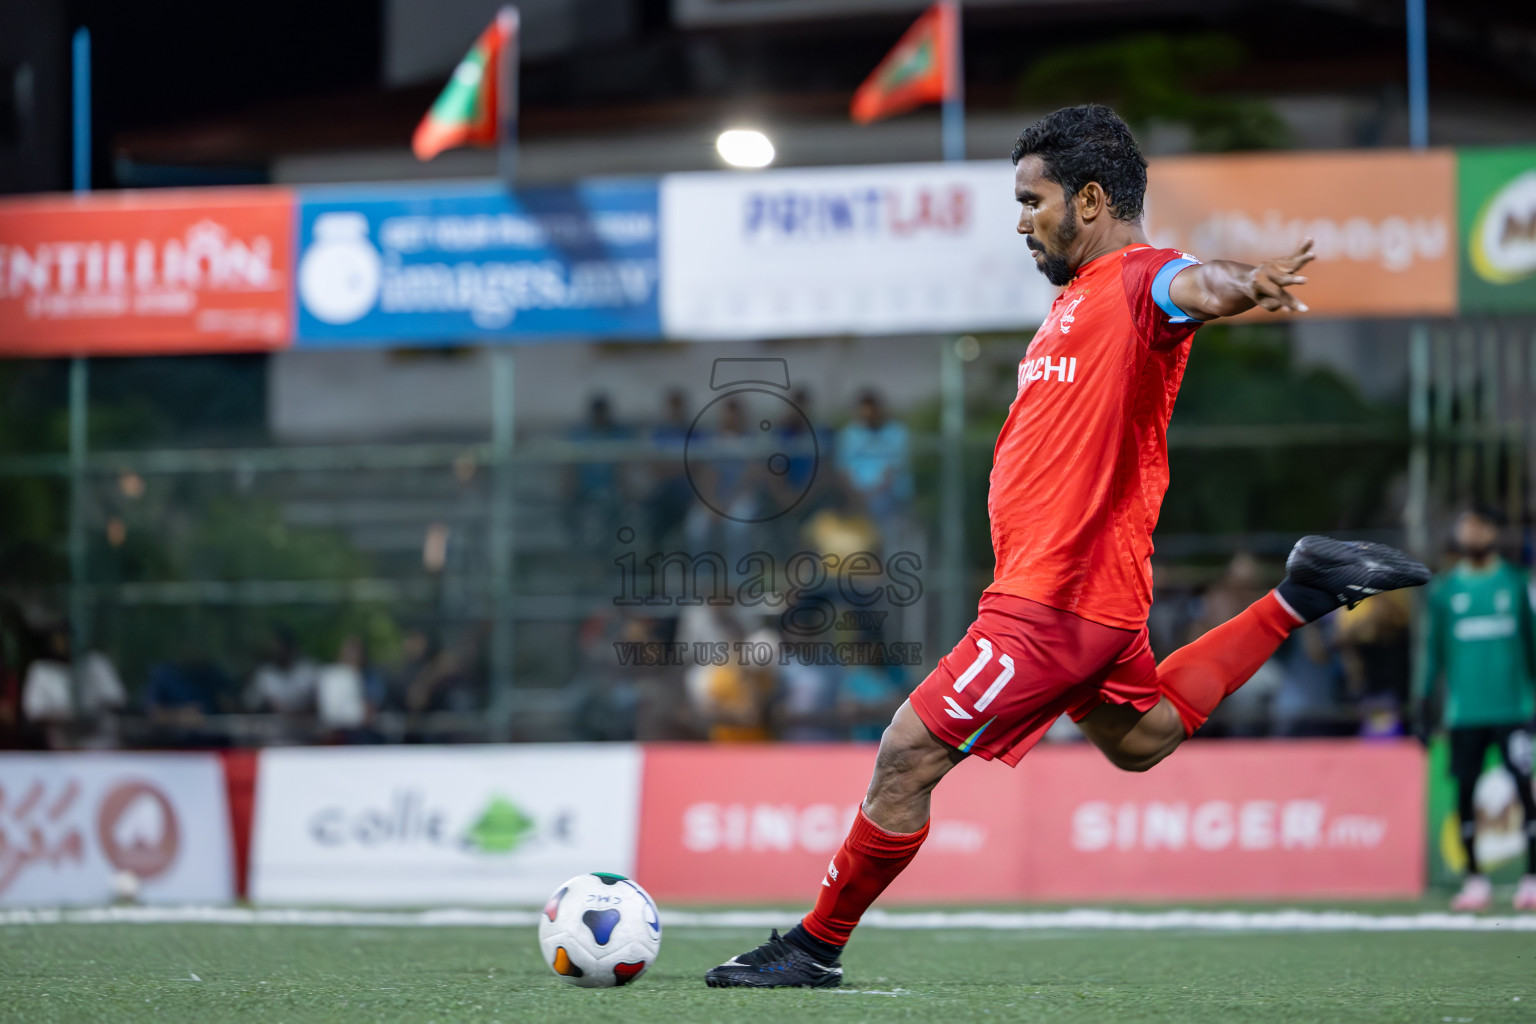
3,906,1536,933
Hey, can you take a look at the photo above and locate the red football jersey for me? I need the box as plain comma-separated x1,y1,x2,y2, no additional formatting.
984,244,1202,630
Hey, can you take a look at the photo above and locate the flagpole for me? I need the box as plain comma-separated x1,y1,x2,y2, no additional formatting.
69,26,92,702
491,5,520,739
1405,0,1428,149
497,5,520,189
939,2,967,654
940,0,964,162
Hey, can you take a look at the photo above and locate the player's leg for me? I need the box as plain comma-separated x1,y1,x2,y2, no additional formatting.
704,701,962,988
1081,536,1430,771
1078,697,1186,772
794,701,964,943
706,594,1121,989
1495,726,1536,910
1450,727,1492,911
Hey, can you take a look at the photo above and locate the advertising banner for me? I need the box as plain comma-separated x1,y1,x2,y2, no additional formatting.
250,745,642,905
636,744,1032,903
1020,741,1424,900
294,180,660,344
1424,735,1532,887
1457,147,1536,314
635,740,1424,903
1145,150,1457,318
0,753,234,906
0,189,294,356
659,161,1057,340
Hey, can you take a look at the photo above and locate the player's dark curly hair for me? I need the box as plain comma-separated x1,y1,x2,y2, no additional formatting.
1010,105,1147,222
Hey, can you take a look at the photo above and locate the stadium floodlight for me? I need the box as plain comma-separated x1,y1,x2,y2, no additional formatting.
716,129,775,169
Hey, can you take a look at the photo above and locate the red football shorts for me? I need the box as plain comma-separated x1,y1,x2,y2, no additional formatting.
910,592,1159,766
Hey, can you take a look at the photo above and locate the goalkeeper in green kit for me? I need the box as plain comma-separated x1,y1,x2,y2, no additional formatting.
1415,506,1536,912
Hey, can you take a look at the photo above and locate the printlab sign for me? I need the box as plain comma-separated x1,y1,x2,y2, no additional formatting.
295,181,661,344
659,161,1057,339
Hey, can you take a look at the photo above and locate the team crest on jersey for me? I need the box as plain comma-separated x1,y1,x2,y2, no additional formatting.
1058,292,1087,334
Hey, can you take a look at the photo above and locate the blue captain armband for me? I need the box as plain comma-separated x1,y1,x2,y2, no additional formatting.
1150,257,1204,324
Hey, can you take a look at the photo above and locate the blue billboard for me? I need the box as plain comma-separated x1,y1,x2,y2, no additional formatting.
294,180,660,344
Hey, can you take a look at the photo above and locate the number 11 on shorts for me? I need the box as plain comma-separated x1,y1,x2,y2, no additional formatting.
942,637,1014,720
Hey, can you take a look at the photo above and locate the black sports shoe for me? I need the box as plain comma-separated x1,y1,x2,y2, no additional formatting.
1282,536,1431,617
704,929,843,989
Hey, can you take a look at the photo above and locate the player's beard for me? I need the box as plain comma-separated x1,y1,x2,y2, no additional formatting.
1028,209,1078,287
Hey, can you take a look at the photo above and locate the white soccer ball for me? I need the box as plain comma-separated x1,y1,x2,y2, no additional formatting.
538,872,662,988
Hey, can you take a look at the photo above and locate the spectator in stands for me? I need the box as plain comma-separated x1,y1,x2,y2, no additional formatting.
566,393,632,548
775,595,842,743
680,605,772,742
317,633,385,743
144,646,236,748
835,389,913,546
1272,615,1345,737
1187,552,1282,736
396,625,485,723
246,626,319,717
838,639,909,743
0,598,46,750
1335,588,1413,735
684,396,760,566
608,611,700,742
801,481,882,567
644,389,694,548
20,616,126,749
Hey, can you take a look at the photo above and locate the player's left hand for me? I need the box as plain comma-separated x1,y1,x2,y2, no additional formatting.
1250,237,1315,313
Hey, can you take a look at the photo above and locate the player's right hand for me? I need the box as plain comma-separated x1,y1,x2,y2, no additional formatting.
1250,237,1315,313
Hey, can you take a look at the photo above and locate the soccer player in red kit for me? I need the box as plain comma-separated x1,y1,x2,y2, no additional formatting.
706,104,1429,989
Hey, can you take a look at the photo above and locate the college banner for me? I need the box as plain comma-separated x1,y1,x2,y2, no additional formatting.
249,745,642,905
0,189,294,356
1145,150,1457,318
0,753,234,906
659,161,1057,340
1020,741,1424,900
1458,147,1536,314
635,744,1028,902
294,180,660,344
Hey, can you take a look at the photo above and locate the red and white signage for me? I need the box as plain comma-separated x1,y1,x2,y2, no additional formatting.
0,753,234,906
1019,741,1424,900
636,744,1032,902
636,740,1424,904
0,189,294,356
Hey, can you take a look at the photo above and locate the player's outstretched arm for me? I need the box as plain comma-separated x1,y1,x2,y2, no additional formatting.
1168,237,1315,321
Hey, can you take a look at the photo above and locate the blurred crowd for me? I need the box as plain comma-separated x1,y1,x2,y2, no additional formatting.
0,383,1473,751
1150,550,1415,741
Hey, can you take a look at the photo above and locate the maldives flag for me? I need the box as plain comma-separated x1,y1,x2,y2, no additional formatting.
412,7,518,161
850,1,959,124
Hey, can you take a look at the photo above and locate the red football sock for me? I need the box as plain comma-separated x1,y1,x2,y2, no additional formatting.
800,807,929,947
1157,590,1300,736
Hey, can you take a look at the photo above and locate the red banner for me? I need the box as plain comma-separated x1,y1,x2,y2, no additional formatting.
636,744,1030,903
635,740,1424,904
0,189,294,356
1020,741,1425,901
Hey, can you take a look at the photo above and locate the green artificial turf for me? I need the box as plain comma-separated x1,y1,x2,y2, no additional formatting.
3,914,1533,1024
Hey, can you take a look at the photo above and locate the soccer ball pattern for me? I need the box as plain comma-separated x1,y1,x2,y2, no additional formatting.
538,872,662,988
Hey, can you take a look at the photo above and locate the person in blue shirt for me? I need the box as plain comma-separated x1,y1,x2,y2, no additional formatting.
835,390,913,544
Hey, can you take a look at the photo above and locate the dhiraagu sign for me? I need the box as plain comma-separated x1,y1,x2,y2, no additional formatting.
1460,148,1536,313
